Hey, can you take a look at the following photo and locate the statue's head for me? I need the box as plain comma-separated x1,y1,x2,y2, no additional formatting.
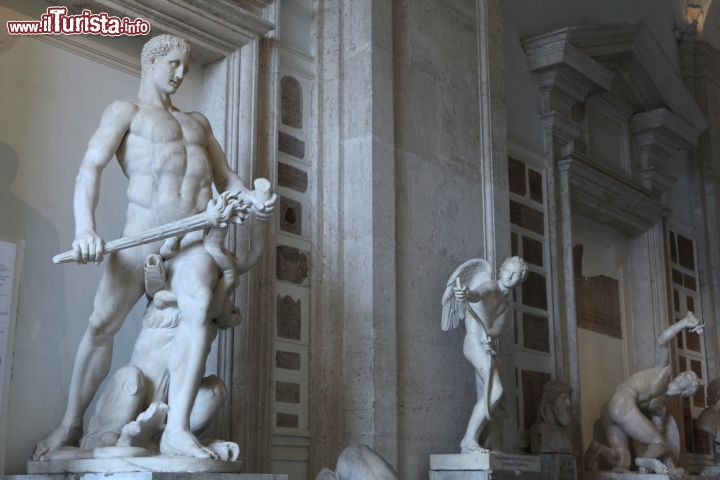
140,34,192,95
667,370,700,397
499,256,529,289
707,378,720,408
538,380,573,427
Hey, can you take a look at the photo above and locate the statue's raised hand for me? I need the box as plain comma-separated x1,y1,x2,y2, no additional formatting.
72,228,105,264
246,178,277,223
453,278,468,302
685,311,704,334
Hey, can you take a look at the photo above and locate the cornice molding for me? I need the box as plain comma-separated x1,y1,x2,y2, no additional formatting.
631,108,700,152
95,0,274,55
559,154,666,234
523,22,708,136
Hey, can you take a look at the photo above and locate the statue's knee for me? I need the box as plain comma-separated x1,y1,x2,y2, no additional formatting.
114,366,146,397
88,310,121,342
202,374,228,402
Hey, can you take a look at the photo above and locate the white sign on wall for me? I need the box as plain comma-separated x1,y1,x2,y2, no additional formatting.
0,237,23,478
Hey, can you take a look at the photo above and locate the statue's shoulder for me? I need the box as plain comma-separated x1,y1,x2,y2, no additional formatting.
188,111,212,130
102,99,140,124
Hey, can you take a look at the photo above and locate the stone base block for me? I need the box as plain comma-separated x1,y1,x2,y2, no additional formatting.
430,452,542,480
23,456,250,475
9,475,286,480
586,472,672,480
539,453,577,480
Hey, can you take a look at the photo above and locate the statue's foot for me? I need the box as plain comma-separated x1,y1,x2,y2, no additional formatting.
459,437,489,454
33,424,83,460
635,457,668,475
159,428,218,459
204,439,240,461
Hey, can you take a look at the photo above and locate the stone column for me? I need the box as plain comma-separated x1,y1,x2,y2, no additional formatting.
311,0,398,471
340,0,398,465
523,33,614,475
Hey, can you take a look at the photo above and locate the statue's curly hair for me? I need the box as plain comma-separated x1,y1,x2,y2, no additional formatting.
500,256,529,281
538,380,572,425
141,34,191,70
708,378,720,406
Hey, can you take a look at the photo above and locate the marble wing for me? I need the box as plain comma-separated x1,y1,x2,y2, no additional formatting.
441,258,492,331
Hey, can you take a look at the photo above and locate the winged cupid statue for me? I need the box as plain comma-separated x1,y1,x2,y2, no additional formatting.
441,257,528,453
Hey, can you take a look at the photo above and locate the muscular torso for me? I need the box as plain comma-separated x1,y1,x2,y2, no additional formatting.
608,365,672,419
116,104,213,235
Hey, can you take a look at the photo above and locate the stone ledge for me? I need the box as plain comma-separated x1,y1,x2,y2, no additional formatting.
26,456,244,475
10,475,285,480
430,452,541,472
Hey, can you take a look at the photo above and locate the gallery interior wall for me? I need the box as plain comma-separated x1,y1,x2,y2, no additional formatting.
3,0,720,478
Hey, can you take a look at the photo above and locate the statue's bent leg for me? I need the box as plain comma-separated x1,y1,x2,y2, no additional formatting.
159,249,219,459
616,408,668,460
33,248,146,460
602,423,631,471
460,370,490,453
460,339,492,453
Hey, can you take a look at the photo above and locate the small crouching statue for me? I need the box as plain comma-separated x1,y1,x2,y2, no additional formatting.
584,312,703,475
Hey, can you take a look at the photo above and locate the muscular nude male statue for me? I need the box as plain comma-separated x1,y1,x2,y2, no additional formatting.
585,312,703,474
33,35,275,460
442,256,528,453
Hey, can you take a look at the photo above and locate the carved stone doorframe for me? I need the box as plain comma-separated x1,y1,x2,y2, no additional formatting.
524,22,708,471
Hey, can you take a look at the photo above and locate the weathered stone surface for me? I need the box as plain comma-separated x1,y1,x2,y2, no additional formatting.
26,457,243,475
281,76,302,129
278,162,308,193
276,412,298,429
278,131,305,160
276,295,301,340
275,351,301,370
276,246,309,284
430,472,542,480
430,452,541,471
11,475,285,480
279,196,302,236
275,381,300,404
538,453,576,480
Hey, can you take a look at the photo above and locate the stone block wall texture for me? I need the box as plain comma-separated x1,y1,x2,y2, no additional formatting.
394,0,485,477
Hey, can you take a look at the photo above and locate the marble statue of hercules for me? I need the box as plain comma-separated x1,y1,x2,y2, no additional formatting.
33,34,276,460
448,256,528,453
585,312,703,474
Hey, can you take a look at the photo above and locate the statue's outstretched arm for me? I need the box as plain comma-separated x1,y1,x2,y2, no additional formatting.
655,312,704,368
72,100,137,263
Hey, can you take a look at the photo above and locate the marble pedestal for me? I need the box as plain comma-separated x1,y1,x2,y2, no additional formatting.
429,452,543,480
538,453,577,480
586,472,676,480
8,476,286,480
8,456,287,480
